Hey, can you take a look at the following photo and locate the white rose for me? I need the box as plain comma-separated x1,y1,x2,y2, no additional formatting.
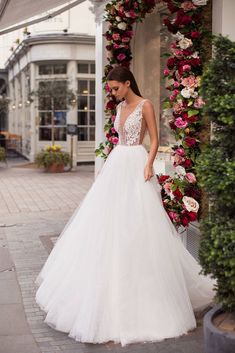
191,51,199,59
181,87,198,98
183,196,199,212
192,0,208,6
115,16,121,22
175,166,186,177
173,31,185,41
117,22,127,31
179,38,192,49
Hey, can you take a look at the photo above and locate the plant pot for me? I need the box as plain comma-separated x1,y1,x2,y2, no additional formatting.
46,163,64,173
203,304,235,353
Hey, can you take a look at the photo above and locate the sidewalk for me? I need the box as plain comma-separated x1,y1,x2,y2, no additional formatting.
0,160,206,353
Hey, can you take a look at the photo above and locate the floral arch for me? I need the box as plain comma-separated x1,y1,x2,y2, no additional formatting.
95,0,209,229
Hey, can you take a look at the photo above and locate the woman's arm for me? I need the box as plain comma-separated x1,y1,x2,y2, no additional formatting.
142,100,159,181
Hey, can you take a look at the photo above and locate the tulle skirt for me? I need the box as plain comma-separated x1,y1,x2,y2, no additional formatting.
35,144,215,347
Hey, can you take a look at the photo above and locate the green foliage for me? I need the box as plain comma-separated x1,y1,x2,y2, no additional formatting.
195,35,235,311
36,150,70,169
0,147,6,162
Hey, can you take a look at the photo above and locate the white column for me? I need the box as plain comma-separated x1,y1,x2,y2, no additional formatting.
94,19,107,178
29,63,36,162
67,60,78,170
213,0,235,40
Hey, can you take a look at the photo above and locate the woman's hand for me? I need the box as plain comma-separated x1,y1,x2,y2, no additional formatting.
144,163,154,182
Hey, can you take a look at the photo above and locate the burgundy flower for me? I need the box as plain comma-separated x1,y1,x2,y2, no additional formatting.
187,115,199,122
185,136,197,147
184,159,192,168
187,212,197,222
175,10,192,26
181,215,189,227
191,31,200,39
163,18,178,34
169,119,177,130
106,100,116,110
167,57,176,69
167,2,179,13
117,53,126,61
158,175,170,183
173,188,183,199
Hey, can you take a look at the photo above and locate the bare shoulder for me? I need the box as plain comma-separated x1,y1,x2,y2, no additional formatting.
142,99,155,115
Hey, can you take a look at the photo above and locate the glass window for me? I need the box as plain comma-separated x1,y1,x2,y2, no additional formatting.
77,63,89,73
39,63,67,75
90,63,95,74
77,76,95,142
38,79,68,141
78,127,88,141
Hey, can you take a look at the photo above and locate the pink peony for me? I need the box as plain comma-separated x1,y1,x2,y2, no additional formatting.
185,172,197,183
181,75,200,88
117,53,126,61
175,117,188,128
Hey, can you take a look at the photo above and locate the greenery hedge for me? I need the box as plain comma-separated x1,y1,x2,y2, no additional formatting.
195,35,235,311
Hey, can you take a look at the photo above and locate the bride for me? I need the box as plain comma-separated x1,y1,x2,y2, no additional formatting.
35,66,215,347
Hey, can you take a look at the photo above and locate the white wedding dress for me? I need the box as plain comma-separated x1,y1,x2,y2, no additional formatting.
36,99,215,347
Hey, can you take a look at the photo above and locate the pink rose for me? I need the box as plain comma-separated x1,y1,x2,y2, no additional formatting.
173,102,183,114
113,43,121,49
163,182,173,195
181,75,200,88
175,147,185,157
117,53,126,61
122,37,130,43
112,33,120,41
181,1,196,12
129,10,137,18
173,154,185,166
111,127,116,134
112,137,119,144
111,115,116,122
164,69,170,76
169,211,178,221
175,117,188,128
185,172,197,183
194,97,205,108
182,64,191,72
173,81,180,88
170,94,176,101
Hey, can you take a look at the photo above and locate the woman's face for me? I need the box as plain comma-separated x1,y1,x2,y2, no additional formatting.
107,80,130,100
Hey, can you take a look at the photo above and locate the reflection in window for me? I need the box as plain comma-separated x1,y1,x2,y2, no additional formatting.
39,63,67,75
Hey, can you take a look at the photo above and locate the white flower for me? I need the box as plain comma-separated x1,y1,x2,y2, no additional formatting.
175,166,186,177
181,87,198,99
117,22,127,31
192,0,208,6
173,31,185,41
115,16,121,22
179,38,193,49
191,51,199,58
183,196,199,213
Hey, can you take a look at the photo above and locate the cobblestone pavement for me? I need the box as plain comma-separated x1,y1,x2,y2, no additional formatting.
0,161,206,353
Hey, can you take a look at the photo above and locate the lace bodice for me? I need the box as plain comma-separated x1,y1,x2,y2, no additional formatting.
114,99,147,146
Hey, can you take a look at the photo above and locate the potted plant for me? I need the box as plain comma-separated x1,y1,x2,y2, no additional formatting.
36,145,71,173
195,35,235,353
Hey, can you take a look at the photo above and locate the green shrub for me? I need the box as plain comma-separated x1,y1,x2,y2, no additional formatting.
36,145,71,169
195,35,235,311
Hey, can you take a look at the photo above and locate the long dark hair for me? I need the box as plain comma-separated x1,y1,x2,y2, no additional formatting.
107,66,142,97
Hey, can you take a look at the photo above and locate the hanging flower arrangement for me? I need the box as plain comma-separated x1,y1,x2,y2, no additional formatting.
95,0,209,229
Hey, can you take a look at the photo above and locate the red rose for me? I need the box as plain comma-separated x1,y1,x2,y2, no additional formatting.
169,119,177,130
190,58,201,67
167,57,176,69
187,212,197,222
187,115,199,122
182,215,189,227
175,10,192,26
173,188,183,199
158,175,170,183
191,31,200,39
106,100,116,110
185,137,197,147
167,2,179,13
163,18,178,34
184,159,192,168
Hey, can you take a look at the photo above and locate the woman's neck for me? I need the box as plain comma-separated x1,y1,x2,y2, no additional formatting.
124,90,141,105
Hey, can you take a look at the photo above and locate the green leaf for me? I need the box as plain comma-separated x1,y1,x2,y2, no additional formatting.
188,109,199,117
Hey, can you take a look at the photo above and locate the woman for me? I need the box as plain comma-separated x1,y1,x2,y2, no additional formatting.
36,66,215,347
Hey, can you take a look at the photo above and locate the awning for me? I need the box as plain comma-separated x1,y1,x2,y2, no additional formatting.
0,0,85,34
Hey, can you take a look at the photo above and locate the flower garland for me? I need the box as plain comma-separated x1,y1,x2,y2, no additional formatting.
95,0,209,229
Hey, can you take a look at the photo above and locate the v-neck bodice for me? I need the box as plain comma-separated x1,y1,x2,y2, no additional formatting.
114,99,147,146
